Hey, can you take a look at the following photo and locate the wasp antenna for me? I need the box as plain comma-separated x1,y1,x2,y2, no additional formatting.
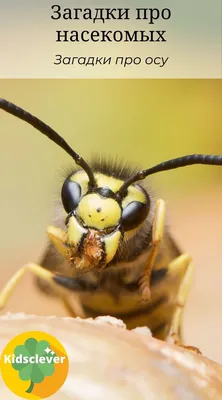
117,154,222,197
0,98,96,188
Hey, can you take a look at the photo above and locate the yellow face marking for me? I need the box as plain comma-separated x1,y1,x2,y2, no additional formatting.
122,185,146,208
70,171,147,208
93,173,123,192
70,171,89,195
103,230,121,264
68,215,87,246
77,194,121,230
71,171,123,193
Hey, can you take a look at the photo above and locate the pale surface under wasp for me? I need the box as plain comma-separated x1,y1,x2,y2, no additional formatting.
0,314,222,400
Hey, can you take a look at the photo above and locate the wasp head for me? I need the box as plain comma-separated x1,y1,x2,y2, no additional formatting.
61,170,150,271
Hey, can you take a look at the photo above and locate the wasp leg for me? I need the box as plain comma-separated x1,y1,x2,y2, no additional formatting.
0,263,87,318
61,295,84,318
47,225,70,259
165,254,202,354
46,226,86,317
140,199,165,301
166,254,193,340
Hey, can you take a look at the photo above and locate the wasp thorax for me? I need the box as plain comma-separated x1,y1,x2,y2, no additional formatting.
76,193,121,230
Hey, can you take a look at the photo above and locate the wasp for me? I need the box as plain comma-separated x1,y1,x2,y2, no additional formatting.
0,98,221,347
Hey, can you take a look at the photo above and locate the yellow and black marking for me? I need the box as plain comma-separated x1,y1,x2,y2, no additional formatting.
0,161,191,344
0,98,221,349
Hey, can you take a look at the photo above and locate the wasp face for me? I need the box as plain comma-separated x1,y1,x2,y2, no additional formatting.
61,170,150,270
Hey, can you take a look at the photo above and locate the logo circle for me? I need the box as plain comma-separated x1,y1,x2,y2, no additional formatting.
0,331,69,399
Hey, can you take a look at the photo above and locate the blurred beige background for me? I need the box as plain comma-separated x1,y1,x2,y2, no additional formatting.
0,80,221,362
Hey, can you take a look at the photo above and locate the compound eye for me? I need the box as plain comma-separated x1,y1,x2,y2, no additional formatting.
61,179,82,213
122,201,149,231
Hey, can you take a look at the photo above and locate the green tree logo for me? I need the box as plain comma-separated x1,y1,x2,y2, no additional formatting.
12,338,56,393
